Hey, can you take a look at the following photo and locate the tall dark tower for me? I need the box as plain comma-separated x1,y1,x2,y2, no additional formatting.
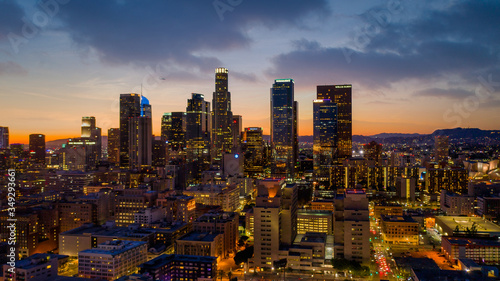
317,85,352,162
107,128,120,165
313,99,338,184
29,134,45,165
186,93,211,183
119,93,151,169
161,112,187,154
212,67,233,167
271,79,297,178
0,127,8,149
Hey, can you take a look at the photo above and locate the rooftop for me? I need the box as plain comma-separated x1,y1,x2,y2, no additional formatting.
79,240,146,256
381,215,417,223
443,236,500,247
178,232,220,242
139,254,216,270
15,254,68,270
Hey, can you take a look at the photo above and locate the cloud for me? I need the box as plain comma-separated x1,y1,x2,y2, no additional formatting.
413,88,474,99
50,0,329,70
266,1,500,90
0,1,25,42
231,71,257,82
0,61,27,75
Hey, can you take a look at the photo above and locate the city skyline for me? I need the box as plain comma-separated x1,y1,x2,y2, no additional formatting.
1,1,499,144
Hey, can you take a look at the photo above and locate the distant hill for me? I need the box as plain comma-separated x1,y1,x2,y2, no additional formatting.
43,128,500,149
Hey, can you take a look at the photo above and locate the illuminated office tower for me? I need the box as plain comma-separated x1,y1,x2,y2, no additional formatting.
0,126,8,149
119,93,152,169
212,67,233,167
317,85,352,162
434,135,449,162
80,116,101,167
161,112,187,155
242,127,264,176
152,139,166,167
29,134,45,165
270,79,297,178
364,141,382,163
186,93,211,183
232,115,242,152
107,128,120,165
81,117,95,138
313,99,337,184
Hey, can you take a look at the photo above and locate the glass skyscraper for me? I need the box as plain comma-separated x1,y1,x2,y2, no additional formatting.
212,67,233,167
313,99,338,184
119,93,152,169
186,93,211,183
271,79,298,178
317,85,352,162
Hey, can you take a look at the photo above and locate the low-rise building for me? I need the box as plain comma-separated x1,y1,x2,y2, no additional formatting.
78,240,147,280
175,232,223,261
297,210,333,235
477,196,500,218
373,203,403,219
381,215,419,245
435,216,500,237
278,232,334,273
139,254,217,281
134,207,165,226
440,190,475,216
442,237,500,265
183,184,239,212
2,254,67,281
59,223,154,256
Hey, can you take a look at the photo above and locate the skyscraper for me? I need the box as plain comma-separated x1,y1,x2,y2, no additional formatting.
231,115,242,152
119,93,152,169
317,85,352,162
270,79,297,178
0,127,9,149
313,99,337,184
107,128,120,165
81,117,96,138
29,134,45,165
186,93,211,183
161,112,187,155
212,67,233,167
242,127,264,177
434,135,449,162
80,116,101,168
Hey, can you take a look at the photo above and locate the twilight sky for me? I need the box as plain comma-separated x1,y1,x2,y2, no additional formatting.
1,0,499,144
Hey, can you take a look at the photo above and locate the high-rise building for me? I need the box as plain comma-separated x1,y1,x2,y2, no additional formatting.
119,93,152,169
252,179,298,270
186,93,211,184
232,115,242,152
81,116,102,162
161,112,187,155
152,139,166,167
107,128,120,165
212,67,233,167
271,79,297,178
334,189,370,262
120,93,141,168
434,135,449,162
364,141,382,164
81,116,96,138
29,134,45,165
313,99,337,184
242,127,264,176
317,85,352,161
0,126,8,149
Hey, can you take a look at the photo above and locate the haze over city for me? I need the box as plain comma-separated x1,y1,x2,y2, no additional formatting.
1,0,499,144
